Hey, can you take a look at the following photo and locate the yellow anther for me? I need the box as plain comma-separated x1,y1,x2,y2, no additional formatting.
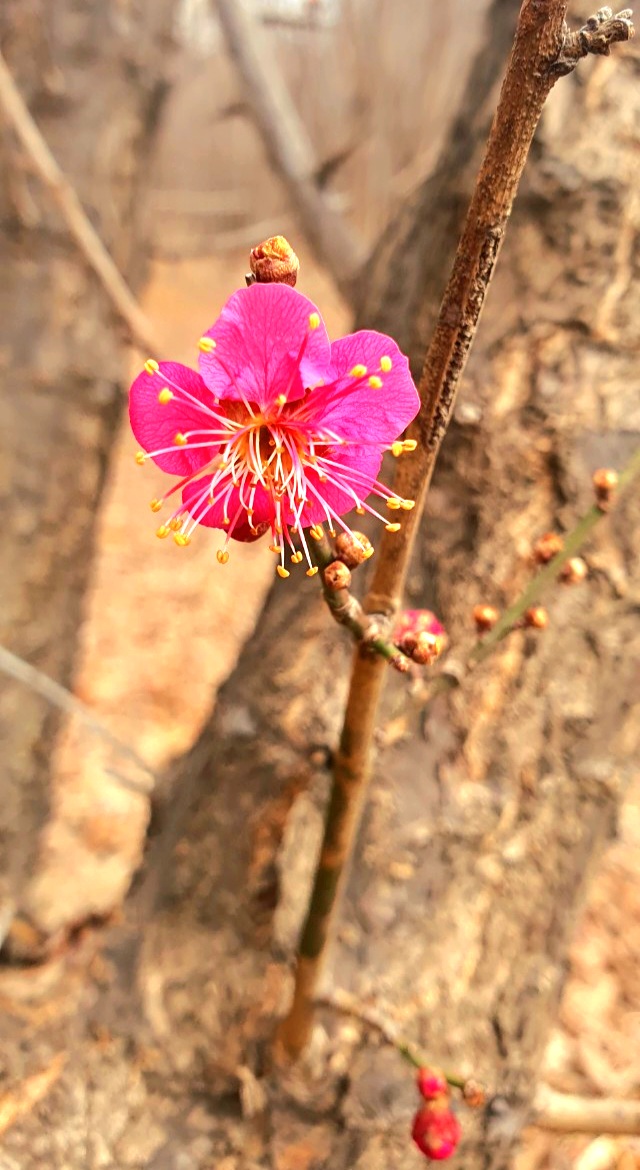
364,545,374,558
198,336,216,353
269,544,280,553
158,387,174,404
174,432,188,446
318,473,328,483
217,550,230,565
275,524,283,535
276,394,287,407
386,498,402,510
391,441,404,457
368,375,383,389
276,565,290,579
355,505,365,515
150,498,163,513
380,355,393,372
309,524,324,541
144,359,159,375
328,527,337,538
174,532,191,547
308,312,320,330
385,522,401,533
291,551,304,564
135,451,146,465
400,499,416,511
169,517,182,531
156,525,170,539
349,364,367,378
306,566,319,577
403,439,418,452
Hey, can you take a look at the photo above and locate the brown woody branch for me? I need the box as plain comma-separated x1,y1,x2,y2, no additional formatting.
276,1,635,1061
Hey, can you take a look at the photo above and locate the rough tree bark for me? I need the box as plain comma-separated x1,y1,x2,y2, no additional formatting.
1,2,638,1167
0,1,175,949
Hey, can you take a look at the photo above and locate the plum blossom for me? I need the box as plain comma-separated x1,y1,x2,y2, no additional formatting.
130,282,420,577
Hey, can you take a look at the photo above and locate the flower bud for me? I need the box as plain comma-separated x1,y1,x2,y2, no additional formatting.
411,1102,462,1161
417,1068,449,1101
462,1079,486,1109
323,560,352,591
523,605,549,630
394,609,447,664
334,531,373,568
533,531,564,564
472,604,499,633
249,236,300,287
560,556,588,585
593,467,618,511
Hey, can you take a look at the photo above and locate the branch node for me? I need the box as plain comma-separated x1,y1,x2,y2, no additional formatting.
552,8,635,76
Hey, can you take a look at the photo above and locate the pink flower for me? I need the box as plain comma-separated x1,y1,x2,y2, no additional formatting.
411,1102,462,1161
130,283,419,577
416,1068,449,1101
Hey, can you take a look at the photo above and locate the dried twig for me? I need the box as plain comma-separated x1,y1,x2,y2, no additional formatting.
533,1086,640,1135
276,1,635,1059
0,1054,66,1137
0,643,156,795
214,0,364,299
0,48,160,358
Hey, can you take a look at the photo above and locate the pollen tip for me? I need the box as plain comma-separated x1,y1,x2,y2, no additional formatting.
158,387,173,404
364,545,375,558
269,543,280,553
380,356,393,372
355,505,365,515
385,522,402,533
401,499,416,511
198,336,216,353
216,550,230,564
403,439,418,452
368,375,383,389
135,451,146,465
169,517,182,531
150,498,163,513
391,441,404,457
291,551,304,564
174,432,188,446
155,525,170,539
276,565,290,579
306,566,319,577
276,394,287,407
349,364,367,378
386,497,402,510
174,532,191,547
309,524,324,541
144,359,159,375
308,312,321,330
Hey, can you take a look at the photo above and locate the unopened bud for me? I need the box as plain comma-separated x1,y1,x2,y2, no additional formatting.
560,556,588,585
323,560,352,591
409,631,445,666
417,1068,449,1101
462,1079,486,1109
593,467,618,511
411,1102,462,1161
533,531,564,564
523,605,549,630
248,235,300,287
473,604,499,633
394,609,447,665
334,531,373,568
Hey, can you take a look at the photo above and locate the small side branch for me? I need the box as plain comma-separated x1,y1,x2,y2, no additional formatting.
214,0,364,300
553,7,634,74
0,49,160,358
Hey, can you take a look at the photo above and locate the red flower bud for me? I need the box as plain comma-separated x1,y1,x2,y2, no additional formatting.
323,560,352,591
559,556,588,585
417,1067,449,1100
334,530,373,568
411,1102,462,1161
593,467,618,511
394,610,447,665
472,604,499,633
533,531,564,564
523,605,549,630
249,236,300,287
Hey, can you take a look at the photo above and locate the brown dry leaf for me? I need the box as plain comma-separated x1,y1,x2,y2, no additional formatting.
0,1052,66,1136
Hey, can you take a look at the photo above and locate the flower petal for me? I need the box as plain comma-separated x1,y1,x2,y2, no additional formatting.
307,331,419,443
129,362,219,475
198,284,331,410
182,477,275,543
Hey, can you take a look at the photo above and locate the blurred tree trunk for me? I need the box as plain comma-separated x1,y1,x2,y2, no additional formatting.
0,1,174,947
136,1,640,1165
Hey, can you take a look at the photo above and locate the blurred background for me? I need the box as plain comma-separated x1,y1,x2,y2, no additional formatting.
1,1,639,1166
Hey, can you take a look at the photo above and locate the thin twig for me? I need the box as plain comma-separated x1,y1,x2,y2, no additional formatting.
214,0,364,300
276,2,635,1059
0,49,160,358
0,644,156,795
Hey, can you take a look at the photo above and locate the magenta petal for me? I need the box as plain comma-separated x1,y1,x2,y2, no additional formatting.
198,284,331,409
182,477,275,543
129,362,219,475
309,331,419,443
